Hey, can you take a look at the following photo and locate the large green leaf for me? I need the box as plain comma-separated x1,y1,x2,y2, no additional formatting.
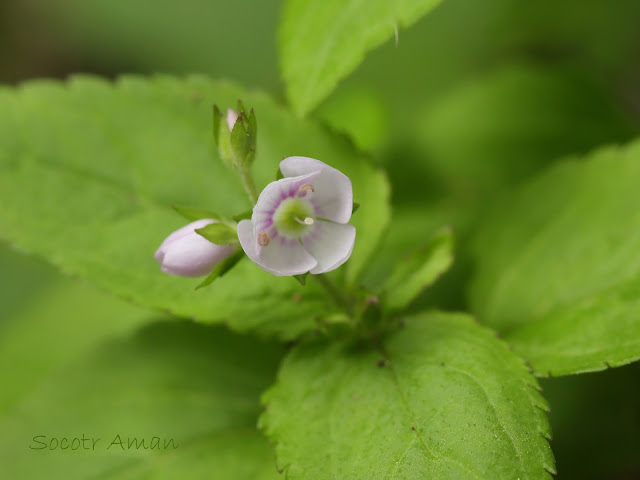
261,312,555,479
0,273,150,413
505,273,640,377
0,321,282,479
0,75,389,340
279,0,444,116
470,140,640,376
0,245,58,326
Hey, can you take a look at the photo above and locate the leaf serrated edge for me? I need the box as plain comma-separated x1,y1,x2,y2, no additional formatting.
409,313,557,478
260,312,557,479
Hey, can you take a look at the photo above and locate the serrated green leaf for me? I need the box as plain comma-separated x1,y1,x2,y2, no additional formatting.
1,320,282,479
470,139,640,376
195,222,238,245
383,227,454,312
280,0,444,116
505,272,640,378
172,205,224,222
0,75,389,340
261,311,555,479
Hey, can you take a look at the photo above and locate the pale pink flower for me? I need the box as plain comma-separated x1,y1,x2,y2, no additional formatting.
155,219,235,277
237,157,355,276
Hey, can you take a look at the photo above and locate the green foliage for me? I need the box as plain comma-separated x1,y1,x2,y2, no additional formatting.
0,258,150,413
279,0,444,116
505,274,640,377
172,205,223,222
383,227,454,313
261,312,555,479
26,0,282,90
0,246,59,324
4,0,640,476
470,140,640,376
315,86,389,153
416,64,639,194
0,320,283,479
0,75,389,340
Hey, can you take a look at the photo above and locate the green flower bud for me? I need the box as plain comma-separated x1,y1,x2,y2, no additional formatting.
213,100,257,170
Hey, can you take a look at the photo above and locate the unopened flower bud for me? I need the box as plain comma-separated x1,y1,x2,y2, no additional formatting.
154,219,235,277
213,101,257,171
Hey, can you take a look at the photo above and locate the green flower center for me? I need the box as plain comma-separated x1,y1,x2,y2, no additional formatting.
273,197,315,238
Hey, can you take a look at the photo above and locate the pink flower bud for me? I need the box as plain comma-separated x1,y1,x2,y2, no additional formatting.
226,108,239,131
154,219,235,277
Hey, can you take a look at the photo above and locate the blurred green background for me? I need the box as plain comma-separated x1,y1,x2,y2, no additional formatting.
2,0,640,478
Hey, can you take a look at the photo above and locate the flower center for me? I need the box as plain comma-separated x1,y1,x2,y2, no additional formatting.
272,197,315,238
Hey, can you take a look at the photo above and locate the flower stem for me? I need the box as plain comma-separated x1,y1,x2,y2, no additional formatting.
238,166,259,204
314,274,354,315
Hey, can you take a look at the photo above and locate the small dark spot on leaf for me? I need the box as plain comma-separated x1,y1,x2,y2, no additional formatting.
377,359,386,368
291,292,302,303
411,426,416,431
366,295,379,306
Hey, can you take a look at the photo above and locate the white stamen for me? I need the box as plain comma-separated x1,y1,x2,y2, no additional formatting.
294,216,315,226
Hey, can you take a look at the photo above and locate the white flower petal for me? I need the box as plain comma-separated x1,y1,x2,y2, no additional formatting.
238,220,317,276
303,221,356,274
160,232,234,277
280,156,352,224
251,171,320,231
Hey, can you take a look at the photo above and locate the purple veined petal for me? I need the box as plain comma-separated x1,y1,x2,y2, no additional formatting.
251,170,321,225
159,231,235,277
279,156,353,224
238,220,317,276
154,218,216,263
303,221,356,274
226,108,239,131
